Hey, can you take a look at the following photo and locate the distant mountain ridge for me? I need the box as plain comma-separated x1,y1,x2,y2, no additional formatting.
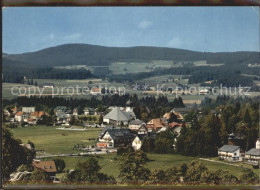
4,43,259,68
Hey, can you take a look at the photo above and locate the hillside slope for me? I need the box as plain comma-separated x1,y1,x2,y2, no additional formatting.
4,43,259,68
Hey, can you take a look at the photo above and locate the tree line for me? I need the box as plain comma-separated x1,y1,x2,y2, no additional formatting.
3,95,184,122
175,102,259,156
3,68,92,83
108,65,257,88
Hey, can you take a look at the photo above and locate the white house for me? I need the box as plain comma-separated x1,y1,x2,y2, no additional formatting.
132,134,146,150
15,111,29,122
73,108,78,116
218,145,241,161
129,119,146,131
42,83,54,88
90,87,102,95
245,139,260,164
97,128,134,148
83,107,95,115
56,111,68,124
199,88,210,95
3,109,11,117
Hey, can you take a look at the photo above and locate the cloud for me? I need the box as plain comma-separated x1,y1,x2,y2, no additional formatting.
167,37,182,48
138,20,153,29
49,33,55,40
64,33,82,41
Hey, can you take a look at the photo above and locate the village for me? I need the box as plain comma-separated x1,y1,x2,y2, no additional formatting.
3,99,260,183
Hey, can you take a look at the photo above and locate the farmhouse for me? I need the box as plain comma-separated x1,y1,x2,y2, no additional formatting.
32,160,57,179
83,107,95,115
129,119,145,130
218,145,241,161
103,107,135,125
65,110,73,118
73,108,78,116
132,134,147,150
199,88,210,95
245,139,260,164
28,111,49,124
97,128,134,148
90,87,102,95
99,126,120,138
42,83,54,88
30,111,49,120
15,111,29,122
146,118,167,132
56,111,68,124
4,109,11,117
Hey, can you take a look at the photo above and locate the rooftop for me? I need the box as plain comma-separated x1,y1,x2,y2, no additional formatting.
129,119,145,125
32,160,57,173
218,145,240,153
101,128,134,139
246,148,260,156
103,107,131,122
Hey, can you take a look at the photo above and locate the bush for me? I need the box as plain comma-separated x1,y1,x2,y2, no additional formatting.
16,164,33,172
6,123,18,129
239,168,258,184
30,169,50,183
117,146,134,156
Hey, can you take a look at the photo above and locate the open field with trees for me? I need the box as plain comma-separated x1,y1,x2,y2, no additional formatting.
11,126,101,154
44,153,252,181
10,125,259,182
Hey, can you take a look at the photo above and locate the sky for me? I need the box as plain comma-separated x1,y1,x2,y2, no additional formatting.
3,7,259,54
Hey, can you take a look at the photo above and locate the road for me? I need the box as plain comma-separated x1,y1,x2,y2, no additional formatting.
199,158,247,168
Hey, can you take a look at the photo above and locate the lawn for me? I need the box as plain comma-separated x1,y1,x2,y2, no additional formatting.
44,153,250,181
11,126,102,154
11,126,258,181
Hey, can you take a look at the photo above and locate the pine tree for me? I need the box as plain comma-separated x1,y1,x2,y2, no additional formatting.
244,109,252,127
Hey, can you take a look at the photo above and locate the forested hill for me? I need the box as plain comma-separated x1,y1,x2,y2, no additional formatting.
4,43,259,67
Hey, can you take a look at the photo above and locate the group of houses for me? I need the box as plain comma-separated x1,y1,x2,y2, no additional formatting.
55,106,101,125
96,106,187,150
8,107,49,125
218,135,260,165
102,106,186,134
5,105,102,126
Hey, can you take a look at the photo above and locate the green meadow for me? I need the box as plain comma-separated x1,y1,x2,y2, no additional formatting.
10,125,259,181
11,126,101,154
46,153,249,181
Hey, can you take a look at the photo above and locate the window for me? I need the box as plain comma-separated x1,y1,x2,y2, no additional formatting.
234,153,236,156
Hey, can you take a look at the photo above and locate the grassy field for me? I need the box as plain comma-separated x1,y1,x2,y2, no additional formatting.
11,125,259,181
45,153,250,181
2,79,129,99
11,126,101,154
110,60,179,75
193,60,224,67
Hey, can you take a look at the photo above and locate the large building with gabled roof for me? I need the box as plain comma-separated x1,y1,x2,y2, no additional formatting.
103,107,135,125
97,127,134,148
245,139,260,164
218,145,241,161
